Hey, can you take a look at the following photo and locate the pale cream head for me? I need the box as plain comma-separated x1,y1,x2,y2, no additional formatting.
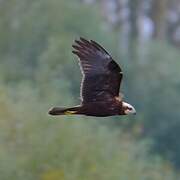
122,102,136,115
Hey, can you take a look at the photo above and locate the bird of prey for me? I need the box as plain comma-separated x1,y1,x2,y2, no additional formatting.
48,37,136,117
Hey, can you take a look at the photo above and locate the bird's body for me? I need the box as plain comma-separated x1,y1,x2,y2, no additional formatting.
49,37,136,117
50,99,123,117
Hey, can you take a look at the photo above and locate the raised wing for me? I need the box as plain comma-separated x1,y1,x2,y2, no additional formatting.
72,37,123,104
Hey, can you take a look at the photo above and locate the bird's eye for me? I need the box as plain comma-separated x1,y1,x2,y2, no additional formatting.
128,107,132,110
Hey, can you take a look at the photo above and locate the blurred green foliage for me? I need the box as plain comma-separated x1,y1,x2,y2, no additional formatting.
0,0,180,179
0,85,177,179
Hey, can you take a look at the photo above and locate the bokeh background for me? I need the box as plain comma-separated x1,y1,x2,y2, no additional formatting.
0,0,180,179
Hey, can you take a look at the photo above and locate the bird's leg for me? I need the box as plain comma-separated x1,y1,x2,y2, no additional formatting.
64,110,77,115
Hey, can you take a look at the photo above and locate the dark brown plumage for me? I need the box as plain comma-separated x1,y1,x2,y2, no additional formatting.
48,37,136,117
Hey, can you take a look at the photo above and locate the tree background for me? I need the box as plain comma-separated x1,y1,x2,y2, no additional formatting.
0,0,180,179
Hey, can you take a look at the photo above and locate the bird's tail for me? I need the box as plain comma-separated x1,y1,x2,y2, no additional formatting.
48,106,80,116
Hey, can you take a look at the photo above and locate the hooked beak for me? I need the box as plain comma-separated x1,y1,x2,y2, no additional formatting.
131,106,136,115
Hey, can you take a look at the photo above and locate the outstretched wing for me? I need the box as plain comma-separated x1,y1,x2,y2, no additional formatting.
72,37,123,104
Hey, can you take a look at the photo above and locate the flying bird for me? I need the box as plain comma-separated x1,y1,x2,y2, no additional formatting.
48,37,136,117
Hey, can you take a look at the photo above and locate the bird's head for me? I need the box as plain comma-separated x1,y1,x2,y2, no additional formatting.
122,102,136,115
